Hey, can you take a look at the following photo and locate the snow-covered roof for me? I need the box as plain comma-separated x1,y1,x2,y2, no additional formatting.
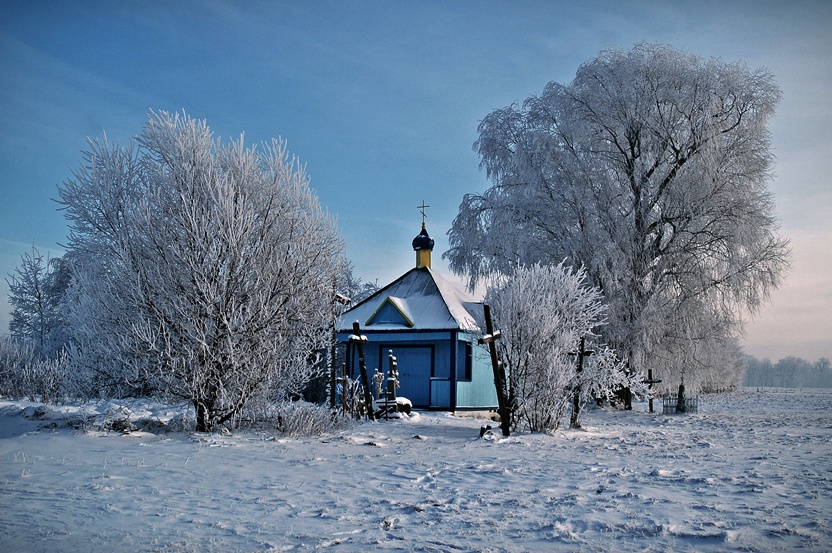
337,267,482,333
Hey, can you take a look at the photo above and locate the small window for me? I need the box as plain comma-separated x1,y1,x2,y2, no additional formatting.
457,341,472,381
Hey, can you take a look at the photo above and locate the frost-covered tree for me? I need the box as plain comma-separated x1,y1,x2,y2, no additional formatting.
58,111,345,432
340,263,380,305
447,44,790,392
485,262,632,432
6,248,70,357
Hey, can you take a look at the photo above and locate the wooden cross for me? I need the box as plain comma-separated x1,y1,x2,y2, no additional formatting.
478,330,502,345
568,337,594,429
349,321,375,420
479,304,511,436
643,368,662,413
417,200,430,224
385,350,398,420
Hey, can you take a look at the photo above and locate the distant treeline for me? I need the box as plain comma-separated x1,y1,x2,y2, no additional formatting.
744,356,832,388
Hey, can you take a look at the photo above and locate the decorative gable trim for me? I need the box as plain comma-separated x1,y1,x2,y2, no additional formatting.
365,296,415,328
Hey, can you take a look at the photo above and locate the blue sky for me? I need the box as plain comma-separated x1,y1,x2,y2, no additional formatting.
1,0,830,361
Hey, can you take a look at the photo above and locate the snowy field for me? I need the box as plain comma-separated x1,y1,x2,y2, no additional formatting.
1,388,830,552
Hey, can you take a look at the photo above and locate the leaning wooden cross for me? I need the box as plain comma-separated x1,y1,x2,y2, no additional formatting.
349,321,375,421
479,304,511,436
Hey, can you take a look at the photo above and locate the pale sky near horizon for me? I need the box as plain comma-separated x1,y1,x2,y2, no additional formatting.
1,1,830,362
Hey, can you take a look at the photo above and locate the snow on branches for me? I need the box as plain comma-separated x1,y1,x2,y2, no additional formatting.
448,44,789,393
57,111,345,431
485,262,633,433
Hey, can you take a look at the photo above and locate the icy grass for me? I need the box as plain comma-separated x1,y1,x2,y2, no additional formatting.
1,388,830,552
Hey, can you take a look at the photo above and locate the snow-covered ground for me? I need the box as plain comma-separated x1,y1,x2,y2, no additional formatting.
1,388,830,552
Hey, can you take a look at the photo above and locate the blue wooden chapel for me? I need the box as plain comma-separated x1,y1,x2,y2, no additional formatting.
335,221,498,411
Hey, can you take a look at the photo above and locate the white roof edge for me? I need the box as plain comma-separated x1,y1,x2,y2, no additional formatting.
426,267,483,332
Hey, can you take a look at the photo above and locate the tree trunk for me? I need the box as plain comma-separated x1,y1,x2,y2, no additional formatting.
195,399,213,433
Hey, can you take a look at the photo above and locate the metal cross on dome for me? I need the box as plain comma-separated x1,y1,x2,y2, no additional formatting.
417,200,430,224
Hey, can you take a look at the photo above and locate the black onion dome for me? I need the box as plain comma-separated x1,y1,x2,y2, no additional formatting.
412,224,434,251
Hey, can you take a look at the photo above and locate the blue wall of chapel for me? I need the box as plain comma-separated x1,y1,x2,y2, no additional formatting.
336,330,497,410
455,334,499,409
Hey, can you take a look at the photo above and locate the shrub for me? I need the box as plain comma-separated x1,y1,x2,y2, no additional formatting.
0,337,68,403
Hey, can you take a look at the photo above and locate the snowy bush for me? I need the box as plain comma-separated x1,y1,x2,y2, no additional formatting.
262,401,353,437
0,337,68,404
582,346,646,406
486,262,627,432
